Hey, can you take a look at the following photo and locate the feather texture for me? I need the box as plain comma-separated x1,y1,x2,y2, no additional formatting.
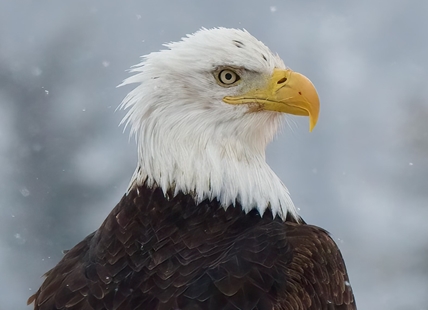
29,185,356,310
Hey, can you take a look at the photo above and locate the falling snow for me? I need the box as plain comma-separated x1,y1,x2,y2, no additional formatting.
20,188,30,197
14,233,26,244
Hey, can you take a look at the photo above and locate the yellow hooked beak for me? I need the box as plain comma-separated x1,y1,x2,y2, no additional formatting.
223,69,320,131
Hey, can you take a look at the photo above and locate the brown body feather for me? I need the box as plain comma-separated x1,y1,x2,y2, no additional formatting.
29,185,356,310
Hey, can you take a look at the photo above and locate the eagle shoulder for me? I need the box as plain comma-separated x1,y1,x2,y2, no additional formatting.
278,222,357,310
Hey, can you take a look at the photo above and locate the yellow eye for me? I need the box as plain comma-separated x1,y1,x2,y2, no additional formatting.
218,69,240,85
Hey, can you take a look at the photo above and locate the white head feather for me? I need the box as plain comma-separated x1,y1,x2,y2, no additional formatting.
119,28,298,221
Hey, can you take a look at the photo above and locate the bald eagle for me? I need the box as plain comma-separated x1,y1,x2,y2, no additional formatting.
29,28,356,310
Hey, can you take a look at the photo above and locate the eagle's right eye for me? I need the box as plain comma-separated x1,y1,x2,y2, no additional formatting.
218,69,240,86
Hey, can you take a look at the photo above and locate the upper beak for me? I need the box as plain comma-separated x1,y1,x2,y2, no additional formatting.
223,68,320,131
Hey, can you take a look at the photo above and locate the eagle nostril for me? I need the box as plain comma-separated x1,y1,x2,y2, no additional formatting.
277,77,287,84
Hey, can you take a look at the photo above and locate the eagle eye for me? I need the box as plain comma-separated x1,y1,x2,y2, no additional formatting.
218,69,240,86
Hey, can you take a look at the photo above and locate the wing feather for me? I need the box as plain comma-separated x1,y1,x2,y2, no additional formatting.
279,223,356,310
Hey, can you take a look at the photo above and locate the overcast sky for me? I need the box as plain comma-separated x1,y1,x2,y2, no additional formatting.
1,1,427,309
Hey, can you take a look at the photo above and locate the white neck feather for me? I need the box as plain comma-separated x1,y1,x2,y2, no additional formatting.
121,86,298,221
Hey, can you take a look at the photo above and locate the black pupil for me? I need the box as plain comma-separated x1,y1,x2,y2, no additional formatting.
225,72,233,81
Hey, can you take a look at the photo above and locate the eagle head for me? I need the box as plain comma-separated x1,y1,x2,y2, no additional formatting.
119,28,319,220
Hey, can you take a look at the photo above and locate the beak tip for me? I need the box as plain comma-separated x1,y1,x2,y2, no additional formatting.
309,116,318,132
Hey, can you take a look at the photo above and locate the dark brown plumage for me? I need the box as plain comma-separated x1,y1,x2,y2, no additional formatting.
29,184,356,310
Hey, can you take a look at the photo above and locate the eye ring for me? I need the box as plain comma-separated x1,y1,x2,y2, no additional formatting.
218,69,240,85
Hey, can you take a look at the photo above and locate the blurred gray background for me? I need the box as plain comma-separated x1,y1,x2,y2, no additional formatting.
1,1,427,309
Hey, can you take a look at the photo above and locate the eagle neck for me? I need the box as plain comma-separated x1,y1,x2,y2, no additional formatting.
129,117,298,221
